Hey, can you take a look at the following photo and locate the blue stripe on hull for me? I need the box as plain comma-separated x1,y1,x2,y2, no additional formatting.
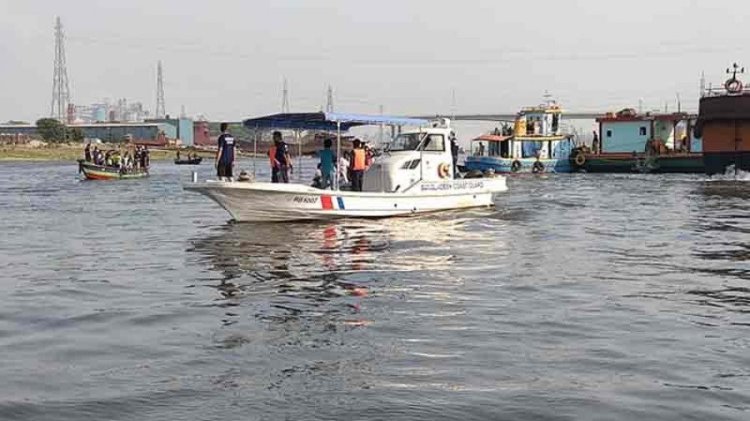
464,157,573,173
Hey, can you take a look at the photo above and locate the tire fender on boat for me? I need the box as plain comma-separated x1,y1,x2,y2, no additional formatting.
574,152,586,167
511,160,522,173
532,161,545,174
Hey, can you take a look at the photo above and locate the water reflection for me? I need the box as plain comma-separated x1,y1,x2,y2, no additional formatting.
187,215,484,330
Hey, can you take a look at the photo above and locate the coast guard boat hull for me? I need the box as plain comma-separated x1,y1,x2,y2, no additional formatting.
186,179,506,222
185,112,508,222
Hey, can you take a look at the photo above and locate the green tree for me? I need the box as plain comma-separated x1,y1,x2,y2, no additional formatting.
66,127,84,143
35,118,66,143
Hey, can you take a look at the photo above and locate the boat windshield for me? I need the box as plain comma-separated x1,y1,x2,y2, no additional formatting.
388,133,425,152
388,133,445,152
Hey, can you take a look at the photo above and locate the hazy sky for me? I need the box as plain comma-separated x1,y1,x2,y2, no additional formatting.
1,0,749,123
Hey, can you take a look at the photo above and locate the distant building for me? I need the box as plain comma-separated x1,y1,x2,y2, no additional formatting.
193,121,212,146
0,119,193,145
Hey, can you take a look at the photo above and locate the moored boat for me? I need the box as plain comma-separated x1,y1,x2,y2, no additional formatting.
78,160,149,180
695,63,750,175
570,108,704,173
464,99,576,174
174,157,203,165
185,112,508,222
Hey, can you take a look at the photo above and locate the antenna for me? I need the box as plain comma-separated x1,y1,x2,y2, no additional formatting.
450,88,456,120
676,93,681,113
281,77,290,113
326,85,334,113
50,17,71,122
156,60,166,118
379,104,384,144
638,98,643,114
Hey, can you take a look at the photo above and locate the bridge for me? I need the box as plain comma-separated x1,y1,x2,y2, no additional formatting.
226,112,603,127
412,112,603,122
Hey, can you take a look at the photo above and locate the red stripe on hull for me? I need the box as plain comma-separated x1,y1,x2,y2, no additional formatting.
321,195,333,210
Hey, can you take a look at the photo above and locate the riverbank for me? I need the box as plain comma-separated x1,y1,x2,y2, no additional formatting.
0,144,215,162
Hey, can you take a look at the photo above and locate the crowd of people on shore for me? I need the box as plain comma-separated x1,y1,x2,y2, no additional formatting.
83,143,150,172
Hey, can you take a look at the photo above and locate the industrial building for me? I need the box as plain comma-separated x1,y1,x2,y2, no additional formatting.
0,118,194,146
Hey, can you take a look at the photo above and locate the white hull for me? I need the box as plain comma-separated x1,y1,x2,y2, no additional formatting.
185,178,507,222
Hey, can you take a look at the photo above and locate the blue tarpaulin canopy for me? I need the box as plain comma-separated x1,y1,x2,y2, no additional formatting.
243,112,430,131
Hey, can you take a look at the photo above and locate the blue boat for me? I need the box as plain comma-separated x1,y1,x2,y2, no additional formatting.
464,101,576,174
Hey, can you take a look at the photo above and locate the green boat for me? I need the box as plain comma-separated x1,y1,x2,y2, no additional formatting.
78,160,149,180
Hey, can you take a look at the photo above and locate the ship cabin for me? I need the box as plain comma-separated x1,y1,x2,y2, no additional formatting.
470,103,573,162
596,109,700,156
695,64,750,175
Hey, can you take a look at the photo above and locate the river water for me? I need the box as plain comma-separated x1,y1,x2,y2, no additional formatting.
0,159,748,420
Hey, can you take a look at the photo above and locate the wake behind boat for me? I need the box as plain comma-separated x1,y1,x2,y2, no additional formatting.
185,112,508,222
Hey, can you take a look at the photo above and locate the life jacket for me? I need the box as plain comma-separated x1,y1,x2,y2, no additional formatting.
352,149,366,170
269,146,278,168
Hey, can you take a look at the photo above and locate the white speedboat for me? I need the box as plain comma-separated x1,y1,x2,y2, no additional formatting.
185,112,508,222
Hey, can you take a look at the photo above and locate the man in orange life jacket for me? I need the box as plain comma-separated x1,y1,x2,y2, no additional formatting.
350,139,366,191
269,131,281,182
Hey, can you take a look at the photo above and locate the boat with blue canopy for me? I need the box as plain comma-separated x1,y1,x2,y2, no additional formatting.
185,112,508,222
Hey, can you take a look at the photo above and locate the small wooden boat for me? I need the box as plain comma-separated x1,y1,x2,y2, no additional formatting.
174,157,203,165
78,160,149,180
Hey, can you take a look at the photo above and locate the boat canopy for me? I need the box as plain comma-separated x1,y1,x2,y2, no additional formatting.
243,112,430,131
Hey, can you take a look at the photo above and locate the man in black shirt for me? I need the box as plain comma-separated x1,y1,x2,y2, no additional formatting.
215,123,236,181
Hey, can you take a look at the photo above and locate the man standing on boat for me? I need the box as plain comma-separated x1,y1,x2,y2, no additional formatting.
269,131,283,183
450,131,459,175
351,139,366,191
318,138,336,189
272,131,292,183
215,123,236,181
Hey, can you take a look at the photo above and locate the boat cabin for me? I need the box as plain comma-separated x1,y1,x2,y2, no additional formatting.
364,118,456,192
470,102,573,161
596,109,700,154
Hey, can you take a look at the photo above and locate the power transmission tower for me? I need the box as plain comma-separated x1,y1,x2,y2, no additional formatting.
156,60,166,118
281,77,290,113
326,85,334,113
50,16,71,122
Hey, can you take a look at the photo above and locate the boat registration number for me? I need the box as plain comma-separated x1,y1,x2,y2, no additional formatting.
292,196,319,204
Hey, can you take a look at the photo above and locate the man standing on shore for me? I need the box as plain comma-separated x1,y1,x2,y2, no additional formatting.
215,123,236,181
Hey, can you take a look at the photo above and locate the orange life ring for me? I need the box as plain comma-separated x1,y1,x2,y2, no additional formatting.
438,163,450,178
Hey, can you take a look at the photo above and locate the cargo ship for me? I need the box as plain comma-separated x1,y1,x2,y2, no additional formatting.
570,109,703,173
695,63,750,175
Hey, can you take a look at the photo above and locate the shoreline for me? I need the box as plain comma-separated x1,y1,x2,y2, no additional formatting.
0,145,217,162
